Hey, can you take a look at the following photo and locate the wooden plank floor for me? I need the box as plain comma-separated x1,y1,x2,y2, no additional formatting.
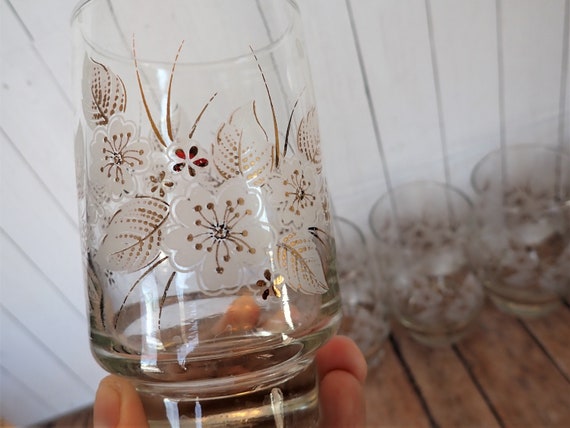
365,300,570,428
34,301,570,428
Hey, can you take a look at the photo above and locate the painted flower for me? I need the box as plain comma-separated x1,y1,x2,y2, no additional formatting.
256,269,283,300
144,153,177,199
163,179,273,293
167,139,209,180
148,169,175,198
443,273,484,323
90,115,150,198
268,159,320,228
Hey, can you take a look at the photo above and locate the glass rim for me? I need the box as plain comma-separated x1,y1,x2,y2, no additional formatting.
368,180,473,240
71,0,301,67
470,143,570,194
333,216,367,247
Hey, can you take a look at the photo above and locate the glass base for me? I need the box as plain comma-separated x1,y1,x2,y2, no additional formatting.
407,325,475,347
135,360,319,427
398,316,479,347
488,291,562,319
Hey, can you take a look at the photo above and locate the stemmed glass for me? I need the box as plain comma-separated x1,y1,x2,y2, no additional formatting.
71,1,341,425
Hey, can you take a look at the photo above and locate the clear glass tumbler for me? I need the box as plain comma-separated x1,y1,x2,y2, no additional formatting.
470,145,570,318
71,1,341,425
334,217,390,368
369,181,484,347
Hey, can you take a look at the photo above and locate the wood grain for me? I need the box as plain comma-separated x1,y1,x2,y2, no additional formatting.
522,302,570,380
457,304,570,427
395,327,499,428
365,339,431,428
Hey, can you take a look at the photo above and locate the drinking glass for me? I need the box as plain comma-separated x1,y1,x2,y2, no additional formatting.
334,217,390,368
369,182,484,347
469,145,570,318
71,1,341,425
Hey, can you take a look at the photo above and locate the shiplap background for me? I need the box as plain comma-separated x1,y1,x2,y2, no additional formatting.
1,0,569,425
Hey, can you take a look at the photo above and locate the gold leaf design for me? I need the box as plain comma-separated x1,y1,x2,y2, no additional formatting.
96,197,169,273
87,262,106,330
277,231,328,295
214,101,274,186
297,107,322,171
83,57,127,128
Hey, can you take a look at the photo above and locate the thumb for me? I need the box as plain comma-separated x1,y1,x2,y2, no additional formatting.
94,375,148,428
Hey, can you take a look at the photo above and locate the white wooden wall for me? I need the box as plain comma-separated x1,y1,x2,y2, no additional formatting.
1,0,568,425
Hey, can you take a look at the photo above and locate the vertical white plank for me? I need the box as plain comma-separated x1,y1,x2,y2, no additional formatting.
298,0,385,228
560,0,570,153
349,0,446,188
565,57,570,153
428,0,501,193
501,0,568,146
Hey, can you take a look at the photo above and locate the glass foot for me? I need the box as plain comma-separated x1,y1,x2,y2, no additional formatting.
488,293,562,319
135,360,319,427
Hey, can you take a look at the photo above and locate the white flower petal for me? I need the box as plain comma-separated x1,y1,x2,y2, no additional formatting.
162,179,274,294
89,115,150,198
268,159,320,228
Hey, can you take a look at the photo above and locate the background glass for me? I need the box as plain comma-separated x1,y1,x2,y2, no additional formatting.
334,216,390,368
469,145,570,318
370,181,484,347
72,1,341,425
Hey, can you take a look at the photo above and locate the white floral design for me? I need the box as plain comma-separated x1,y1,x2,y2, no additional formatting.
80,49,333,335
268,159,320,228
162,179,273,292
90,115,150,198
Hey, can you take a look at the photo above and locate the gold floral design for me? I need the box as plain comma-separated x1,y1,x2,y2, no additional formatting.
269,159,319,228
214,102,274,186
146,167,176,198
83,57,127,128
297,107,322,171
256,269,283,300
82,40,332,308
95,196,169,273
276,231,328,295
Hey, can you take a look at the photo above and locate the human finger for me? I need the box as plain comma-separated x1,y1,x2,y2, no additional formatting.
93,375,148,428
316,336,367,427
316,335,367,385
319,368,366,428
